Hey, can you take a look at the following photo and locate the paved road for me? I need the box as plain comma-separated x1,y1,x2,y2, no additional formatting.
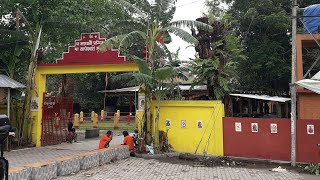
55,158,316,180
7,130,124,167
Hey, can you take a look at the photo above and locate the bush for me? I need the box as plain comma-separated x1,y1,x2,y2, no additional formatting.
303,163,320,175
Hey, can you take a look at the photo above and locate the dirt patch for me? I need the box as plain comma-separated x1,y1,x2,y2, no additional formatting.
158,154,248,168
154,153,318,177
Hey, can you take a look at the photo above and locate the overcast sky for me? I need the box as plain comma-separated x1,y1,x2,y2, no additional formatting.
166,0,207,61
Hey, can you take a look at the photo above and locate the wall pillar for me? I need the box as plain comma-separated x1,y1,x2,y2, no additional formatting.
31,73,46,147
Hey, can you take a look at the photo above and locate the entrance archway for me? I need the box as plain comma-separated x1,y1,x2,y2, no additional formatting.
31,32,139,147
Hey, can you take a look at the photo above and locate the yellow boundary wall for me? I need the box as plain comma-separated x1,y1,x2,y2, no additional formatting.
31,64,139,147
151,100,224,156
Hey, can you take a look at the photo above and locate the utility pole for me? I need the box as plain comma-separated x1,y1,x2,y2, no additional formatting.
291,0,297,167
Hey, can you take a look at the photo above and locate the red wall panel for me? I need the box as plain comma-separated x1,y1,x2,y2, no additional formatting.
223,117,320,163
223,117,291,161
296,120,320,163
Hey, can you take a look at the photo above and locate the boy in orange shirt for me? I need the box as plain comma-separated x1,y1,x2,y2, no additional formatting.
99,131,112,149
121,131,135,151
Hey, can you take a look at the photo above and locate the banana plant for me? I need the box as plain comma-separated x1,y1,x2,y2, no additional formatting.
98,0,213,150
190,15,245,100
0,44,24,79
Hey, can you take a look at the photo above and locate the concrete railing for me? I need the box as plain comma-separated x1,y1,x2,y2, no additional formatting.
9,145,130,180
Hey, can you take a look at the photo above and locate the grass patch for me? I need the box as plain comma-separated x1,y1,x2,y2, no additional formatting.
78,121,136,131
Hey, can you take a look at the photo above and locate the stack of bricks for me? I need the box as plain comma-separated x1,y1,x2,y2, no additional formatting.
9,145,130,180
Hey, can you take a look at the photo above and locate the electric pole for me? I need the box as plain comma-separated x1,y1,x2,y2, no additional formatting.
291,0,297,167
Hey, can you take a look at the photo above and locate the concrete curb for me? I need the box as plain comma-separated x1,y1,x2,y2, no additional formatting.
77,151,100,170
9,167,31,180
56,156,81,176
27,161,58,180
9,145,130,180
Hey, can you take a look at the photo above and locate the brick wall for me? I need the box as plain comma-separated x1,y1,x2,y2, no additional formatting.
298,90,320,120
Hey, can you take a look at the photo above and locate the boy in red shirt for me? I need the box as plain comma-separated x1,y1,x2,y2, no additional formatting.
121,131,135,151
99,131,112,149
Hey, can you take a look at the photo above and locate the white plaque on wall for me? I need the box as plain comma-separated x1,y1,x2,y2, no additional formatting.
138,95,145,110
31,97,38,112
197,120,203,129
166,119,171,127
251,123,258,133
307,124,314,135
270,123,277,134
235,122,242,132
181,120,186,128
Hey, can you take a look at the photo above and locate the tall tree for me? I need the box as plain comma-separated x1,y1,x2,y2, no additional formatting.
99,0,212,150
207,0,320,95
190,15,244,107
0,0,132,145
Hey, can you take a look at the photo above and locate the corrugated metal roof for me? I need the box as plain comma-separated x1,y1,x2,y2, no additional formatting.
98,86,139,93
295,71,320,94
98,85,207,93
230,94,290,102
0,74,26,89
179,85,207,91
312,71,320,80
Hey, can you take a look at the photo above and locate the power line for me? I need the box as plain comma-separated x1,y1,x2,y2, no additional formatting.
176,0,204,8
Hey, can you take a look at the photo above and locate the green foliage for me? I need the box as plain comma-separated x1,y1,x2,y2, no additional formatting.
302,163,320,176
99,0,212,100
99,0,209,149
207,0,320,95
1,0,133,67
111,59,180,95
160,26,198,44
191,15,244,100
155,67,176,81
0,44,26,78
99,0,213,62
226,0,291,95
1,0,134,112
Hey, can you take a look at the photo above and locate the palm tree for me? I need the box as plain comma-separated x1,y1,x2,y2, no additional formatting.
98,0,213,150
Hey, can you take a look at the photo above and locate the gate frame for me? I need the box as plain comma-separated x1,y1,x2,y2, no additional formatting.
31,32,139,147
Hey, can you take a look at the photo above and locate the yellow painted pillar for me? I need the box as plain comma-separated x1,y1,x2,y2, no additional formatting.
208,102,225,156
114,110,120,129
91,111,95,122
31,73,46,147
136,110,144,137
93,113,98,128
100,110,104,121
74,113,79,128
79,111,84,124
